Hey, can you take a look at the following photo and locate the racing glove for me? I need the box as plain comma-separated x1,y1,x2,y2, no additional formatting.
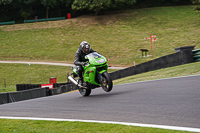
80,62,86,66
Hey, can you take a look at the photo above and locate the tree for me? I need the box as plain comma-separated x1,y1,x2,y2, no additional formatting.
72,0,136,15
40,0,57,18
72,0,110,15
40,0,73,18
193,0,200,16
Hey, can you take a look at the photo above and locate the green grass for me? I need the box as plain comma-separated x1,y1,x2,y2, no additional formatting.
0,64,71,92
0,6,199,66
0,119,192,133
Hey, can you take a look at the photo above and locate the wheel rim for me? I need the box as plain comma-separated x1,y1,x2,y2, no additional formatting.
82,89,86,94
102,77,109,89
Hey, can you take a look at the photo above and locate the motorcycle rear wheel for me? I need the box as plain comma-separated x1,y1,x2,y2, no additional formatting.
77,80,91,96
101,72,113,92
79,88,91,96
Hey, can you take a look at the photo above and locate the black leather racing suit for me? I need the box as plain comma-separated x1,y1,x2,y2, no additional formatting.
74,47,95,78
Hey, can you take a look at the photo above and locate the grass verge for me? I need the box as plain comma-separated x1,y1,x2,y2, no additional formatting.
0,6,199,66
0,119,193,133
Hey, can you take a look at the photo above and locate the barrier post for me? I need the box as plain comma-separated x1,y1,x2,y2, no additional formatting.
144,34,157,59
4,78,6,88
67,13,71,19
67,72,69,83
35,16,38,23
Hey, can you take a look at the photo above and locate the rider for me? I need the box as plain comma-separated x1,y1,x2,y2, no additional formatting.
74,41,96,85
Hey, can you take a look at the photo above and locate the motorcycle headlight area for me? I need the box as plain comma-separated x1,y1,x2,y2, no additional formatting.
95,59,105,64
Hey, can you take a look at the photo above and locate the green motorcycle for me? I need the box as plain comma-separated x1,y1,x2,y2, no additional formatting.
68,52,113,96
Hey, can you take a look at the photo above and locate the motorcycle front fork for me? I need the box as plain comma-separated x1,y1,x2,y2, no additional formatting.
96,71,103,85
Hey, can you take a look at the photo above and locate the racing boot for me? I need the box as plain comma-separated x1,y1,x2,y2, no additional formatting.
78,77,83,86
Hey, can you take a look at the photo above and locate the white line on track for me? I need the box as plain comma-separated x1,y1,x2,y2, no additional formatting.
0,116,200,132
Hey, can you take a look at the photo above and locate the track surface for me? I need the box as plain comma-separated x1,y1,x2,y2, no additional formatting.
0,61,125,69
0,75,200,129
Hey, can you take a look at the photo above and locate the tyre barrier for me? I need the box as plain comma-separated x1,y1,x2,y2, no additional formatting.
0,88,47,105
110,49,194,80
16,84,41,91
0,83,78,105
192,48,200,62
49,84,78,96
16,82,71,91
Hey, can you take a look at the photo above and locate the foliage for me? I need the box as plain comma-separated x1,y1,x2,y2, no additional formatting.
195,6,200,16
0,0,193,22
20,6,34,20
0,0,12,5
194,0,200,16
72,0,136,15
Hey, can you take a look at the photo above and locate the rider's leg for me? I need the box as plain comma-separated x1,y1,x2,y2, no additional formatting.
77,66,83,85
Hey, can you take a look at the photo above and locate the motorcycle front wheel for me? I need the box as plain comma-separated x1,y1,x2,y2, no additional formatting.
101,72,113,92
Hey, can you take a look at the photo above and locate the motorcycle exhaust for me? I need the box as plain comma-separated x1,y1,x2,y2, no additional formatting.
68,76,78,85
68,76,87,89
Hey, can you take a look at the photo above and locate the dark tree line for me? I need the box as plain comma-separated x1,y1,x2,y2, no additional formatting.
0,0,193,23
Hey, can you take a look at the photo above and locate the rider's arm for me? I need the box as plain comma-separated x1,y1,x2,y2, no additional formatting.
90,48,96,53
90,48,101,55
74,53,82,66
74,48,85,66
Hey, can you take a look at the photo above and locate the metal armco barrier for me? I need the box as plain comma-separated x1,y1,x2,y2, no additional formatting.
0,21,15,26
24,17,65,23
192,48,200,62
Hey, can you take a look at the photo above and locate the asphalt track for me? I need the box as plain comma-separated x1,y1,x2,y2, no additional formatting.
0,75,200,131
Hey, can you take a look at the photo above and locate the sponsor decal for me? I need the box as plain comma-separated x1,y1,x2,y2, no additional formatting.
41,84,53,89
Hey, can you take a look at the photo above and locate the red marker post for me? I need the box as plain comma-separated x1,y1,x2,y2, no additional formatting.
144,34,158,58
67,13,71,19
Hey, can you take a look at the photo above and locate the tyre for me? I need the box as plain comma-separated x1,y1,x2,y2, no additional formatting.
101,72,113,92
78,80,91,96
79,88,91,96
